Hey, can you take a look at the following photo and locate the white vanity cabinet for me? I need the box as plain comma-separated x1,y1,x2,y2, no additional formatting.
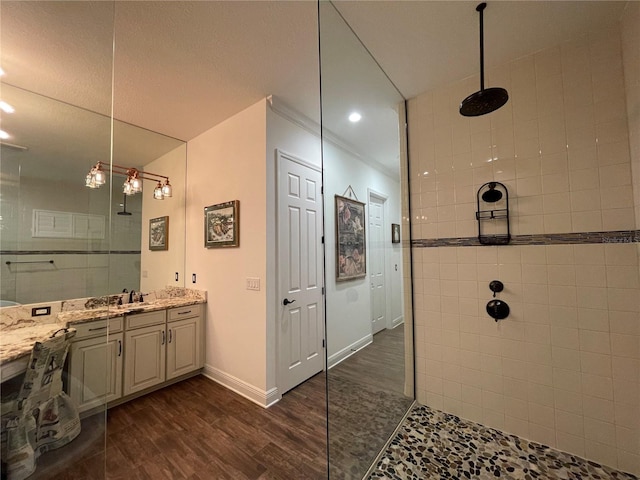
167,305,203,380
67,302,204,413
68,318,124,413
123,305,204,395
123,310,167,396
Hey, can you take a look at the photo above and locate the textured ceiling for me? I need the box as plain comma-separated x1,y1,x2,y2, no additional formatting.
0,1,632,174
334,1,629,99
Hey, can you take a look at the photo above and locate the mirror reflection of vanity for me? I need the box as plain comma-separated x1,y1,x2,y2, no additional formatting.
0,84,187,306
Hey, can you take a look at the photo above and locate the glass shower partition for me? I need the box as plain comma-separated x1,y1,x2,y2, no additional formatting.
0,2,115,478
318,2,415,478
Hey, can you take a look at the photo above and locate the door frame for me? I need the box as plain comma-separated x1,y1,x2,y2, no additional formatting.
367,188,392,332
275,149,325,396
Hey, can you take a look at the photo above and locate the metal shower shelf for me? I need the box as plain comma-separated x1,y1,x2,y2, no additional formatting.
475,209,508,220
476,181,510,245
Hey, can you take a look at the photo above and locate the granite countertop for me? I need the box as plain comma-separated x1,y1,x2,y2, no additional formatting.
0,324,71,369
57,297,205,325
1,297,206,369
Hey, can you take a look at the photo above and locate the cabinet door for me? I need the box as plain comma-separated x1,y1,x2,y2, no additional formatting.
167,316,201,380
123,324,166,396
68,333,123,413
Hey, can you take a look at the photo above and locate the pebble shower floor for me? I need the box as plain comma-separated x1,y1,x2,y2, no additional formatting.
369,405,638,480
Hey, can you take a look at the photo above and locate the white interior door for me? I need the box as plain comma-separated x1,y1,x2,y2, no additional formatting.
277,150,324,394
369,194,386,335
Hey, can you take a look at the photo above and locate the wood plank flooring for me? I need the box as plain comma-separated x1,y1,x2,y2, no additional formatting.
30,374,328,480
327,326,413,479
28,326,411,480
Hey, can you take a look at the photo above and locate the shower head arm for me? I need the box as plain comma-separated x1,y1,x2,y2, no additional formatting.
477,2,487,91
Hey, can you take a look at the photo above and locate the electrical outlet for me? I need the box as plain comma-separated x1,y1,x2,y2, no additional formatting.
246,277,260,291
32,306,51,317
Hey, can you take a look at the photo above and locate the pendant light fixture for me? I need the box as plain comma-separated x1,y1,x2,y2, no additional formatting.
459,2,509,117
85,161,172,200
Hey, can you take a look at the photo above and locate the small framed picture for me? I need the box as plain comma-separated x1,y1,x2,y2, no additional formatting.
205,200,239,248
391,223,401,244
149,216,169,251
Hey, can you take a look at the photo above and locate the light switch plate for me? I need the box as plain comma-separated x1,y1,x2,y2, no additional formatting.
246,277,260,291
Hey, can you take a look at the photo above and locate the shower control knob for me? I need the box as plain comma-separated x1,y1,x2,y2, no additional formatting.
489,280,504,297
486,299,509,321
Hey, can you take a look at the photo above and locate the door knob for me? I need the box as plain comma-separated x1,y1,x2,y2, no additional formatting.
283,298,296,306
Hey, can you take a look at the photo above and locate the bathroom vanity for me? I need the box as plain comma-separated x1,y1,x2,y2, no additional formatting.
0,288,206,415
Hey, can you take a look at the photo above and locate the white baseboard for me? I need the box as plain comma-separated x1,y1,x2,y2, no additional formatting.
391,316,404,328
203,364,281,408
327,333,373,369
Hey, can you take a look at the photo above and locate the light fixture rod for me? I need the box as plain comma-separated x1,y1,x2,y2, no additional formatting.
96,161,169,181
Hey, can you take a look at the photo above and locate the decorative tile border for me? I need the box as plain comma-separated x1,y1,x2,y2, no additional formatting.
412,230,640,248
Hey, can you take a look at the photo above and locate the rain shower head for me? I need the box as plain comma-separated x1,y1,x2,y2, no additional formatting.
460,3,509,117
460,87,509,117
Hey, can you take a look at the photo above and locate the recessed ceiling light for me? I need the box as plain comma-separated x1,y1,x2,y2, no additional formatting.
348,112,361,123
0,101,15,114
0,130,10,140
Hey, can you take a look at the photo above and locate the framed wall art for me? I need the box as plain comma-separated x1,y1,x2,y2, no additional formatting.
149,216,169,251
335,195,366,281
204,200,239,248
391,223,401,244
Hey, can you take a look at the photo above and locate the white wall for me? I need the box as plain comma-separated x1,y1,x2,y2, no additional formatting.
140,144,187,293
323,141,402,366
409,23,640,475
187,97,402,402
186,100,269,403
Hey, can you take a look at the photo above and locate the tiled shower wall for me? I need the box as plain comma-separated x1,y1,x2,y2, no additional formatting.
407,20,640,476
622,2,639,229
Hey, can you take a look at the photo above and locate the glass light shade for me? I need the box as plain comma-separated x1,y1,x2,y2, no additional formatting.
94,168,106,185
123,181,134,195
85,173,97,188
153,182,164,200
161,180,172,197
131,176,142,193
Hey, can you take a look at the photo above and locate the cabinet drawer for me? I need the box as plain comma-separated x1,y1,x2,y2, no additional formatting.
168,304,202,322
72,317,123,340
126,310,166,330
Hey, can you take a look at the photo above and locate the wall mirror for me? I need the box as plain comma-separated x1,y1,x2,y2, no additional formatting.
0,1,187,307
319,2,415,477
